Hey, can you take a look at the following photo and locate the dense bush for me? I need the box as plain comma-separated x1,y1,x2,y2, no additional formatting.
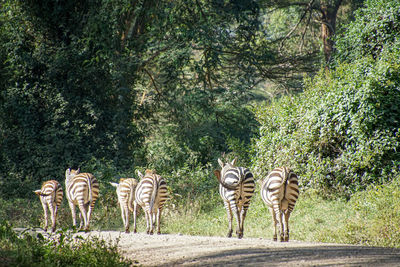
252,0,400,195
0,221,132,266
334,0,400,62
0,1,142,198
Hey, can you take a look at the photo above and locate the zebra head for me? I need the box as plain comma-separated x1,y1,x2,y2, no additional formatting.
137,169,156,180
65,168,80,184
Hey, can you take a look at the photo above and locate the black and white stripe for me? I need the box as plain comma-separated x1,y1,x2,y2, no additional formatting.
110,178,138,233
34,180,63,232
214,158,255,239
260,167,299,242
134,170,168,235
65,168,100,231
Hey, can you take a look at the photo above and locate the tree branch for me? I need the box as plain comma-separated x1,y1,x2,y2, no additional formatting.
279,0,315,53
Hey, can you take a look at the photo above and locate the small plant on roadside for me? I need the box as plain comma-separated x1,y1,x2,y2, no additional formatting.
0,220,134,266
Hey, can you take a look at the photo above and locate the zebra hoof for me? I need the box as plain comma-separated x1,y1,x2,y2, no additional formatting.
133,229,137,233
125,229,130,234
227,230,233,238
51,228,56,233
43,228,48,232
157,231,161,235
273,236,277,242
237,231,243,239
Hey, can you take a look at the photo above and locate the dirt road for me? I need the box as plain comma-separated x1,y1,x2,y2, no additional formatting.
78,231,400,266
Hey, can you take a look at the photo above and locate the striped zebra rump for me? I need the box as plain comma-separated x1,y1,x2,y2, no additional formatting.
65,168,99,231
214,158,255,239
134,169,168,235
110,178,138,233
260,167,299,242
34,180,63,232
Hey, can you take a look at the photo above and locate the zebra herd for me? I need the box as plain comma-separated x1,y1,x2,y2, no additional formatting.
34,158,299,242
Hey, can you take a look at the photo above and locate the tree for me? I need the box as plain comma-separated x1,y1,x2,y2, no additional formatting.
261,0,364,64
252,0,400,196
0,0,143,196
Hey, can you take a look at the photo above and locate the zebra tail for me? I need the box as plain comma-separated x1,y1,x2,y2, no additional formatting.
128,182,135,212
149,179,159,212
88,175,93,204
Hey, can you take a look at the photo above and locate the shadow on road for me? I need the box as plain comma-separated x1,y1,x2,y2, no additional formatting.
162,245,400,266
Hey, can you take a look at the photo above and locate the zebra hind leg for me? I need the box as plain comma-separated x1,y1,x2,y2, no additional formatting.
224,201,233,238
125,207,130,233
283,211,291,242
269,207,278,241
279,211,285,242
50,203,56,233
42,202,49,232
68,202,77,229
77,202,88,231
144,211,151,234
230,202,242,239
156,209,162,235
133,202,138,233
238,207,248,239
235,208,242,239
86,203,93,232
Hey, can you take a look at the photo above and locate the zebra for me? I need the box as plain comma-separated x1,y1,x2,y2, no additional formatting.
259,167,299,242
33,180,63,232
214,158,255,239
134,169,168,235
65,168,99,231
110,178,138,233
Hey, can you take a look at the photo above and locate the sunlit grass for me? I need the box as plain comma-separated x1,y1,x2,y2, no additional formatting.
4,176,400,248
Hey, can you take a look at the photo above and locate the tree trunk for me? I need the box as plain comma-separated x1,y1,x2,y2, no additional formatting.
320,0,342,63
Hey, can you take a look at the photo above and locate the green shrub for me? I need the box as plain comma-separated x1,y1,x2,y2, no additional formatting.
252,0,400,195
0,221,133,266
334,0,400,62
253,49,400,195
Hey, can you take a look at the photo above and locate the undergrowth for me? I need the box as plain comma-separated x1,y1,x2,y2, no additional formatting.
0,221,133,267
3,174,400,262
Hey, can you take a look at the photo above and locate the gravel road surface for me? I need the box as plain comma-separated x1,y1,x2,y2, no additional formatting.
76,231,400,266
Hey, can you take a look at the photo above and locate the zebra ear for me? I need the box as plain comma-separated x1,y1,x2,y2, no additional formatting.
65,168,70,178
137,170,144,179
231,158,237,166
77,168,80,174
218,158,224,168
109,182,119,188
33,190,41,195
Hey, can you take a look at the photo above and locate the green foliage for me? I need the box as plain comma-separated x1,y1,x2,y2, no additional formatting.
335,0,400,62
0,0,266,199
0,221,133,266
252,0,400,195
0,1,142,198
348,177,400,247
132,0,262,172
